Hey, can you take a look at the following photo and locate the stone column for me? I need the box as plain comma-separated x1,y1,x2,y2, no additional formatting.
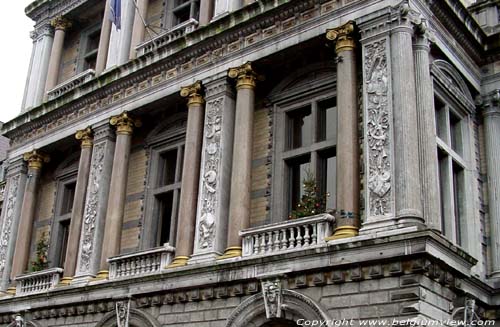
189,76,236,264
199,0,215,25
390,6,423,224
129,0,149,59
220,63,259,259
10,151,50,286
95,0,113,75
325,22,360,240
21,31,38,111
483,91,500,278
73,124,115,283
59,128,94,285
413,21,441,232
44,17,72,96
0,158,28,292
168,82,205,268
98,112,141,278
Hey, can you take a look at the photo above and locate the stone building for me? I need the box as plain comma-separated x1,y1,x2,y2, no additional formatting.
0,0,499,326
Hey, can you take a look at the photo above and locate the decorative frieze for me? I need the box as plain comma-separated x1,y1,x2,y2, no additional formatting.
363,39,393,217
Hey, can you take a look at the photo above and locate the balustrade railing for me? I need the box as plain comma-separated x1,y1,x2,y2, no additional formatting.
15,268,63,296
108,244,175,279
47,69,95,100
136,19,198,56
240,213,335,257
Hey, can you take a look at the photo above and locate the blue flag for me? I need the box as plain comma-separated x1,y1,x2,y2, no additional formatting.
110,0,121,30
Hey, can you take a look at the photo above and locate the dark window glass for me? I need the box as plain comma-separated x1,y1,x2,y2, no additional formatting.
318,98,337,142
159,149,178,186
60,182,76,215
287,106,312,149
57,220,71,267
288,156,311,211
158,191,174,245
453,162,464,246
435,97,447,142
450,112,462,155
319,148,336,210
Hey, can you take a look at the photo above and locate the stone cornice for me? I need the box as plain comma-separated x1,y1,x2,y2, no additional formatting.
26,0,88,26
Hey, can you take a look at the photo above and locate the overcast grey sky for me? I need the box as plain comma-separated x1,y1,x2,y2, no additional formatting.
0,1,34,124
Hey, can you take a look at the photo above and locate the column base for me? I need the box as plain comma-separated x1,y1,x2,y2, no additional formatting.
6,287,16,295
325,226,359,241
58,277,73,286
166,256,189,268
217,247,242,260
94,270,109,280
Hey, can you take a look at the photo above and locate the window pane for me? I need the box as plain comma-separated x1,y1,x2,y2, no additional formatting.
288,156,311,212
60,182,76,215
159,149,178,186
453,162,464,246
318,98,337,142
450,112,463,155
434,97,448,143
287,106,312,149
319,149,336,210
57,220,71,268
157,191,174,246
438,150,450,238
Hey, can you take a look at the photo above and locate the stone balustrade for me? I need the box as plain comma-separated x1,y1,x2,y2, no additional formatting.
136,19,198,57
240,213,335,257
47,69,95,101
108,244,175,279
15,268,63,296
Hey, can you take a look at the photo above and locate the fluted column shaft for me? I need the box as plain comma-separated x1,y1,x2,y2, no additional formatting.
45,17,71,95
221,62,258,259
99,113,140,277
169,82,205,268
60,129,94,284
414,29,441,231
95,0,113,75
391,21,423,222
129,0,150,59
483,98,500,277
326,22,360,240
10,151,49,282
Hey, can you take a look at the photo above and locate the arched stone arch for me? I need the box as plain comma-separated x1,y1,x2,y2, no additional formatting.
145,111,187,145
95,308,161,327
226,290,329,327
431,59,475,111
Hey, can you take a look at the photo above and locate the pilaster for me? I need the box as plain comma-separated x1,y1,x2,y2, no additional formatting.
190,76,236,263
73,124,116,283
0,158,27,292
481,91,500,278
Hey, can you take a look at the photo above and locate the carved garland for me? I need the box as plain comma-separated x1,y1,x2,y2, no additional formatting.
198,98,223,249
0,175,20,273
365,40,392,216
79,142,105,271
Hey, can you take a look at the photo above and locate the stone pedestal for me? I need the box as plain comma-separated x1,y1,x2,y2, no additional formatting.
482,92,500,278
45,17,71,96
220,63,259,259
189,76,235,264
414,24,441,231
73,125,116,283
0,159,27,292
95,0,113,75
99,113,141,278
10,151,50,286
325,22,360,240
129,0,150,59
60,128,94,285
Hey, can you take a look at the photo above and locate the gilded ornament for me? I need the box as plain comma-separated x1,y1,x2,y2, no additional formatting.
326,21,356,53
23,150,50,170
180,81,205,105
109,112,142,135
51,16,72,31
228,62,263,90
75,127,94,148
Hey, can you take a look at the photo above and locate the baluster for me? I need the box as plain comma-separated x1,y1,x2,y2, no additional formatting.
253,235,259,255
304,224,311,246
289,227,296,249
266,231,273,252
273,231,280,252
312,223,318,245
296,226,303,248
259,233,266,253
280,229,288,250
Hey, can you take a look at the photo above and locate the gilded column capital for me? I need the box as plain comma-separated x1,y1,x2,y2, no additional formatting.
180,81,205,106
23,150,50,170
326,21,356,53
110,112,142,135
51,16,72,31
75,127,94,148
228,62,263,90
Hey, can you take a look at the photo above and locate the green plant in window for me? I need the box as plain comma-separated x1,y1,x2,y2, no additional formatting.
30,232,50,272
289,171,331,219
